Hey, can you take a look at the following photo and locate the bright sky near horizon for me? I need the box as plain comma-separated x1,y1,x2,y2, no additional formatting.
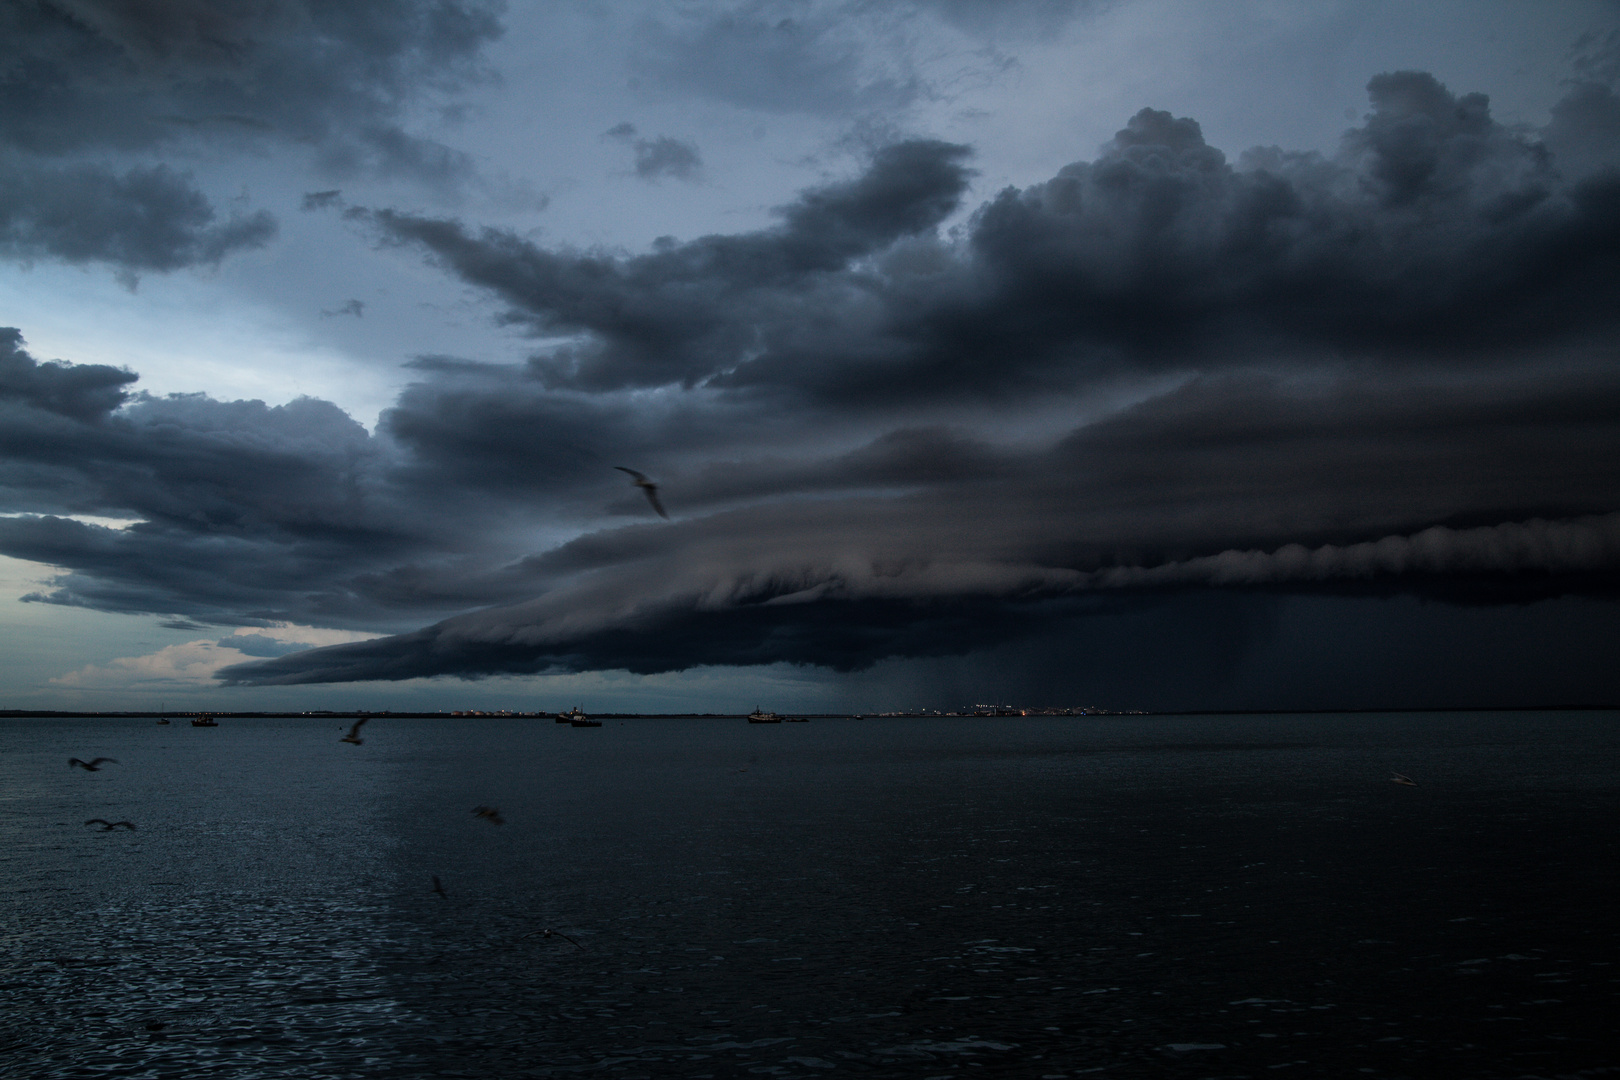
3,0,1618,713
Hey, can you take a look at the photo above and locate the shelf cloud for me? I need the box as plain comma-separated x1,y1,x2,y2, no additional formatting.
1,67,1616,689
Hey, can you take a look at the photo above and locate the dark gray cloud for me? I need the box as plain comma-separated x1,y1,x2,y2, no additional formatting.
221,365,1620,685
632,135,704,182
0,159,275,276
0,0,505,273
360,137,976,391
0,0,503,161
604,123,704,181
362,74,1620,413
0,69,1617,697
1,327,136,420
301,189,344,211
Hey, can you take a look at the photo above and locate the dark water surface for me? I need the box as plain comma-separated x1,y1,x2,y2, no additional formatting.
1,713,1615,1079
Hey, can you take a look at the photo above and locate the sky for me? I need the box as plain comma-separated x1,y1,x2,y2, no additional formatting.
2,0,1618,714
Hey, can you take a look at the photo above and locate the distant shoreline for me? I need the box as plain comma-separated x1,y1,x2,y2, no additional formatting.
1,706,1614,719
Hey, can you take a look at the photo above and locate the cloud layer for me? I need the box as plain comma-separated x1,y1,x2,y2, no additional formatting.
1,68,1616,689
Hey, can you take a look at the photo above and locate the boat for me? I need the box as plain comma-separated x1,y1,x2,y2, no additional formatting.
747,709,782,724
156,717,170,725
190,715,218,727
563,707,600,728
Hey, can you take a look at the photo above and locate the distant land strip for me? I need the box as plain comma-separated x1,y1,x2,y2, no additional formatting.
1,707,1613,719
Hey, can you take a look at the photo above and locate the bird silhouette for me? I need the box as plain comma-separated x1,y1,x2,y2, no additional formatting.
472,806,505,825
522,927,585,948
614,466,669,519
68,758,117,771
431,875,448,898
84,819,136,830
340,717,369,745
1390,772,1418,786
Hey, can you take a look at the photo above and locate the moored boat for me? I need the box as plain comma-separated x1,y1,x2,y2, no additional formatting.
191,715,218,727
156,717,170,725
562,707,600,727
747,709,782,724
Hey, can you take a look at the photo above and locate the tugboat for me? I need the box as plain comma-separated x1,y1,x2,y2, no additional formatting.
747,708,782,724
563,707,600,728
190,714,218,727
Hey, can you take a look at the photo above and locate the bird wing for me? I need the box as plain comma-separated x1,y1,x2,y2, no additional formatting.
556,932,585,948
614,466,650,483
642,486,669,518
91,758,117,767
113,822,136,829
69,759,86,768
85,819,110,826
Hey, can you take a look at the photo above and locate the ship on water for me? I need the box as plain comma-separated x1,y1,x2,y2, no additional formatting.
561,706,600,727
747,709,782,724
191,715,218,727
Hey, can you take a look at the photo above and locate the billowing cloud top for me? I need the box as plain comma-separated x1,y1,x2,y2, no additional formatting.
1,69,1617,686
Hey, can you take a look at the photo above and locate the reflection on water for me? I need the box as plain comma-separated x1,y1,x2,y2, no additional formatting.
1,714,1615,1077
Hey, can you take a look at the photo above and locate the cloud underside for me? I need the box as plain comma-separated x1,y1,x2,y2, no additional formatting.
1,68,1618,685
222,512,1620,685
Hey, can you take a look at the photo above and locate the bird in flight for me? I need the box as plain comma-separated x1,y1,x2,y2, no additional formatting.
614,466,669,519
1390,772,1418,786
84,819,136,830
522,927,585,948
340,717,369,745
472,806,505,825
431,875,448,899
68,758,117,771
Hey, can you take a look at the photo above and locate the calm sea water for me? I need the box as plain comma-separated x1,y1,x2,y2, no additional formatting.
1,712,1615,1079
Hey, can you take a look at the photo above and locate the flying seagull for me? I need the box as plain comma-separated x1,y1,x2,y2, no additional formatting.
340,717,369,745
472,805,505,825
431,875,448,899
521,927,585,948
614,466,668,519
68,758,118,771
1390,772,1418,786
84,819,136,830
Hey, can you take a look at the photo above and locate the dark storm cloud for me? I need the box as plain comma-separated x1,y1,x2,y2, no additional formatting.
221,367,1620,684
1,327,136,420
364,73,1620,410
0,0,505,272
2,69,1618,688
0,0,503,161
0,159,276,275
359,137,976,390
0,330,447,626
